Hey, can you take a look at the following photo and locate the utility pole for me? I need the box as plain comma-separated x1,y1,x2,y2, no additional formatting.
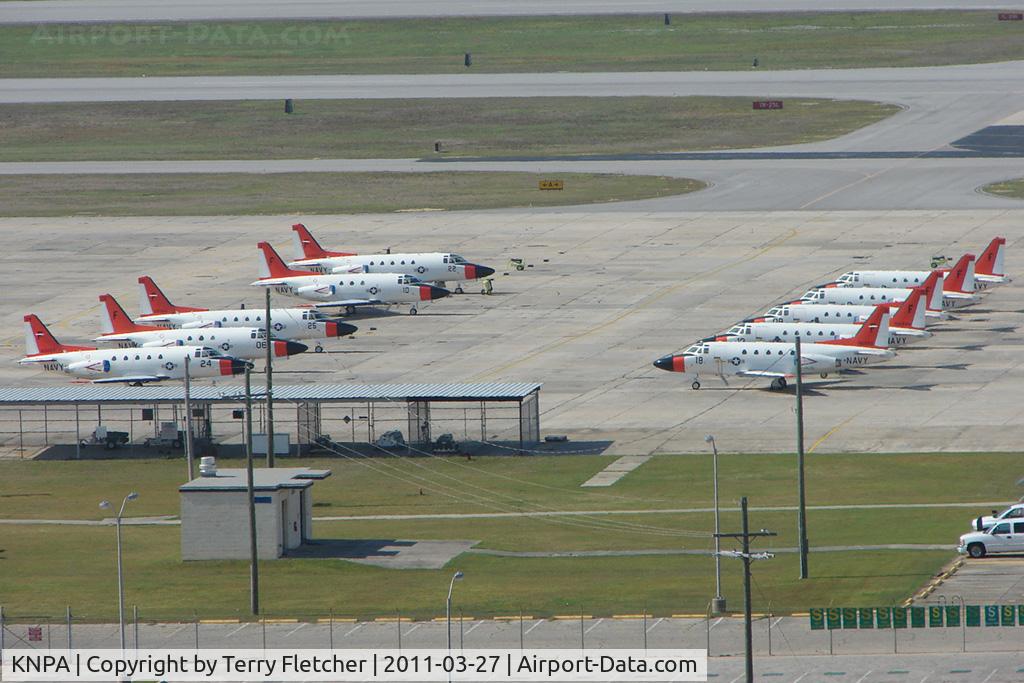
795,335,809,579
264,288,275,468
715,497,776,683
245,367,260,615
184,354,195,480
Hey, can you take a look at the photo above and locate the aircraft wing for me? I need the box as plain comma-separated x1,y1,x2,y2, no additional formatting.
736,370,792,379
313,299,383,308
92,375,170,384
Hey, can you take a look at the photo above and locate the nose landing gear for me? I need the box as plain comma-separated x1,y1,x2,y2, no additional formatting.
691,380,701,390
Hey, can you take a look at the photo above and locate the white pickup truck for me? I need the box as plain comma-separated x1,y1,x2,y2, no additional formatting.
959,520,1024,558
970,504,1024,532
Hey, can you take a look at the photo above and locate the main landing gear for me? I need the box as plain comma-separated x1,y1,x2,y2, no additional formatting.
409,306,418,315
770,377,788,391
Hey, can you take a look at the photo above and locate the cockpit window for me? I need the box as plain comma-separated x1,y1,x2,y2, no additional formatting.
727,325,744,335
450,254,467,264
684,345,701,355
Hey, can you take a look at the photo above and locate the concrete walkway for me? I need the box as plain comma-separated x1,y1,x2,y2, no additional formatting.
580,455,651,487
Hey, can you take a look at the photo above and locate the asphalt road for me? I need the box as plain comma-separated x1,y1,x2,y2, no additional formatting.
1,0,1023,24
5,61,1023,154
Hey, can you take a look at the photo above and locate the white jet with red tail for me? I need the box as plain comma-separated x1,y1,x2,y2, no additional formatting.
253,242,449,315
18,314,248,384
653,306,895,390
286,223,495,293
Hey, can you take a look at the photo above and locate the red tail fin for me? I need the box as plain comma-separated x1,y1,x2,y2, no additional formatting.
942,253,975,294
890,287,926,329
290,223,355,260
23,314,94,356
822,305,888,348
258,242,316,279
977,237,1006,277
99,294,161,335
138,276,207,316
919,270,943,311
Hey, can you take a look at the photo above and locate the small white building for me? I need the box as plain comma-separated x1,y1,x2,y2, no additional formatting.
179,464,331,560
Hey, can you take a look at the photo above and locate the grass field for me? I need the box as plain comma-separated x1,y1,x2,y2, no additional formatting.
0,525,951,620
0,453,1008,617
0,98,899,162
3,12,1022,77
1,453,1017,520
0,172,704,216
981,178,1024,199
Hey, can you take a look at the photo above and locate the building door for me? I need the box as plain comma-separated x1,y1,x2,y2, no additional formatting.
279,499,287,556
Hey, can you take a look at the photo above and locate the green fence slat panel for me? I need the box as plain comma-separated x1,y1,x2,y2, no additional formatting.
809,608,825,630
827,608,842,630
985,605,1000,627
946,605,960,627
966,605,981,627
1018,605,1024,626
842,608,858,629
858,608,874,629
910,607,926,628
1001,605,1016,626
928,606,944,628
875,607,892,629
893,607,908,629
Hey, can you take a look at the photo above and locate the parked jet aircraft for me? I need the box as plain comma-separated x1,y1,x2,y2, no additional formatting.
254,242,449,315
95,294,307,359
725,293,929,347
19,315,248,384
287,224,495,293
834,253,978,308
802,265,974,313
750,288,930,346
653,306,894,390
135,276,357,350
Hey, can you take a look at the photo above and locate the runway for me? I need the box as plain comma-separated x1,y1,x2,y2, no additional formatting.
2,0,1022,24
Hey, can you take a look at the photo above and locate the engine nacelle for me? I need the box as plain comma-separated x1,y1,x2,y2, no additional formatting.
295,284,336,300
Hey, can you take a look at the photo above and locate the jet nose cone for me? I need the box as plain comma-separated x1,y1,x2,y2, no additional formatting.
326,320,358,337
420,284,450,301
653,354,684,372
221,357,251,376
474,264,496,279
273,340,308,357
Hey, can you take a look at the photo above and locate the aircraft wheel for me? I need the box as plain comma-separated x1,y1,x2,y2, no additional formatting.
771,378,787,391
314,345,324,353
820,372,828,379
455,286,464,295
410,307,418,316
691,381,701,390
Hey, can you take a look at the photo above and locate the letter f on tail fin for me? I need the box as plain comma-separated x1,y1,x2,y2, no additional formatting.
891,287,926,330
99,294,160,335
291,223,356,260
138,276,206,316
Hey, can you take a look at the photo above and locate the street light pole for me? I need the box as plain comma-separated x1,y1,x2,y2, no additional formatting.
99,492,138,651
245,367,260,615
795,336,809,579
184,354,194,481
446,571,464,650
705,435,725,614
264,288,275,468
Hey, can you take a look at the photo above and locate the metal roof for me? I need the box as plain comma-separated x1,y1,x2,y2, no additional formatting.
180,467,331,493
0,382,541,406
